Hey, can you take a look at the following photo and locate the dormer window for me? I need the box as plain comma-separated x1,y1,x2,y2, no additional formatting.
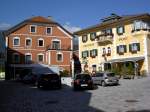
30,25,36,33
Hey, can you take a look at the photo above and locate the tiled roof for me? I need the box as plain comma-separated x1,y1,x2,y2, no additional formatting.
4,16,73,37
26,16,57,24
74,13,150,35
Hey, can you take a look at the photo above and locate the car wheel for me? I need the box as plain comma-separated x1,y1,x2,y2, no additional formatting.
37,84,41,88
101,81,106,87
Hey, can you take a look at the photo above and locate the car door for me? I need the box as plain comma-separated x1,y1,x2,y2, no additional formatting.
92,75,97,84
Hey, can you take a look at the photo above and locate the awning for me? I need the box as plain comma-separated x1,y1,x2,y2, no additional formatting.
105,56,145,63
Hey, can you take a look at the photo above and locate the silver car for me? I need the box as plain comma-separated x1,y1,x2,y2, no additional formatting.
92,72,119,86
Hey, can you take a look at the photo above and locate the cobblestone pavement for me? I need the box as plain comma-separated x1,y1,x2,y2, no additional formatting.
0,77,150,112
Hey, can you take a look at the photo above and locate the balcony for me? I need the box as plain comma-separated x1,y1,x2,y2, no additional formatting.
46,45,72,51
96,33,113,44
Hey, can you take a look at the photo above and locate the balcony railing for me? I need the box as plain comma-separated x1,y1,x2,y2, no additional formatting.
96,33,113,44
46,45,72,51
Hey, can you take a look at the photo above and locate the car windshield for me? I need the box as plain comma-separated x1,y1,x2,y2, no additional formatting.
107,73,115,77
76,74,91,80
41,74,59,79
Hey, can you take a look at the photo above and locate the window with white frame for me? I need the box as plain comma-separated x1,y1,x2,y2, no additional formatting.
57,53,63,62
25,53,32,63
25,38,32,46
38,38,44,47
30,25,36,33
13,37,20,46
37,53,44,62
46,27,52,34
52,40,60,49
13,53,20,63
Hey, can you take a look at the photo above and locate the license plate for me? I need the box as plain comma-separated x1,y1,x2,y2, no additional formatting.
81,84,88,87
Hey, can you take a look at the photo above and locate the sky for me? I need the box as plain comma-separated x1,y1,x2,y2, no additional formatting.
0,0,150,32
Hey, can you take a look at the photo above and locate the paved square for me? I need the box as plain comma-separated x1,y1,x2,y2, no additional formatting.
0,77,150,112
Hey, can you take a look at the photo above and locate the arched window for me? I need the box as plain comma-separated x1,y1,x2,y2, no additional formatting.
25,38,32,46
56,52,63,62
38,38,44,47
13,37,20,46
52,39,61,49
13,53,20,63
25,53,32,64
37,53,44,62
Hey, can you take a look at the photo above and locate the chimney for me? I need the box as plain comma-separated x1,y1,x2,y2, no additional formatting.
47,16,53,21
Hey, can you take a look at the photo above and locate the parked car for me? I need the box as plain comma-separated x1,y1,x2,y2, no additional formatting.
72,73,94,90
37,73,61,89
92,72,119,86
22,72,37,84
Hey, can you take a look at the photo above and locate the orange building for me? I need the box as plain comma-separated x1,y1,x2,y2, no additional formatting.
5,16,74,79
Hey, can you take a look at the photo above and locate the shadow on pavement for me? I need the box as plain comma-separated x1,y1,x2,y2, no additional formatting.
0,80,105,112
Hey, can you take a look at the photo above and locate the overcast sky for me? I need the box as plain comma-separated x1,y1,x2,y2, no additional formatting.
0,0,150,32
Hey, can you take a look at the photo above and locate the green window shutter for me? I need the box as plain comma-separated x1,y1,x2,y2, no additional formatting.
86,51,89,57
123,26,125,33
82,52,84,58
95,49,98,56
116,27,119,34
124,45,127,52
90,50,92,57
129,44,131,52
117,46,119,53
137,43,140,51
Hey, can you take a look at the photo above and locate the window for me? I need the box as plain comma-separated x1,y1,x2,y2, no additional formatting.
90,32,96,41
52,40,60,49
129,43,140,52
102,48,106,55
117,45,127,54
90,49,97,58
13,53,20,63
25,54,32,64
117,26,124,35
102,29,112,35
57,53,63,62
46,27,52,34
107,47,111,55
37,54,44,62
26,38,32,46
13,37,20,46
38,38,44,47
82,51,89,58
82,35,88,43
92,65,96,72
30,25,36,33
